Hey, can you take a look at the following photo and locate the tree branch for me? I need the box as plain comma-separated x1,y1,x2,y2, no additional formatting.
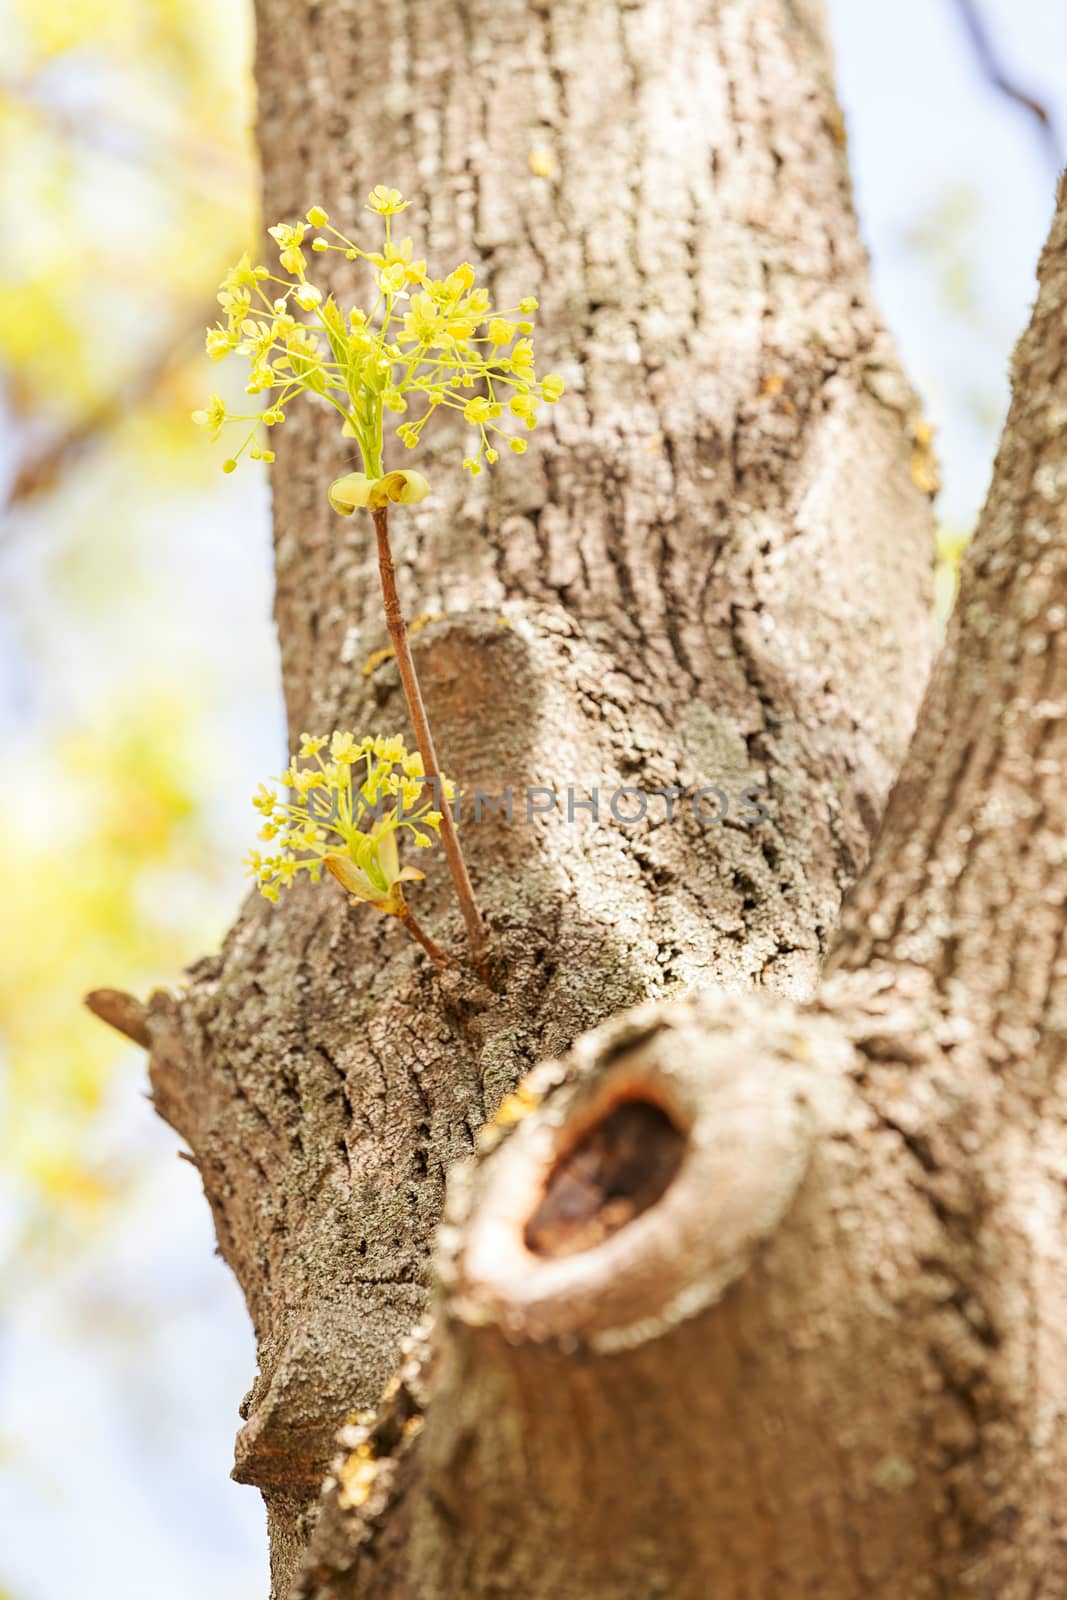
292,166,1067,1600
950,0,1062,170
296,987,985,1599
5,301,219,511
830,169,1067,1036
84,987,152,1049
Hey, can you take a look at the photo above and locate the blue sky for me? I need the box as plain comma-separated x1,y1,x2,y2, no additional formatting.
832,0,1065,527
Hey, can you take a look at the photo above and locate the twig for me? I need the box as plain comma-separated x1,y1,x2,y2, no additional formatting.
84,988,151,1048
397,906,452,969
371,504,487,968
951,0,1061,172
0,77,252,201
5,298,219,511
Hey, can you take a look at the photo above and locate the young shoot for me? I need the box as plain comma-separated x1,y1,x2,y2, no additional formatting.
246,732,453,968
202,184,563,971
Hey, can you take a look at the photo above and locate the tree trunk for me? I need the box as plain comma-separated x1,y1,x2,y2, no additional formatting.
140,0,956,1593
290,176,1067,1598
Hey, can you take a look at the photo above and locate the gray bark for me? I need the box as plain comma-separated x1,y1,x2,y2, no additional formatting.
293,177,1067,1598
138,0,951,1592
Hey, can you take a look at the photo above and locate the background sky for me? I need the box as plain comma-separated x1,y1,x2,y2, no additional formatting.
0,2,1064,1596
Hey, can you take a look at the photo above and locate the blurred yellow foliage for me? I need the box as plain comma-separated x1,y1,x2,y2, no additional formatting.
0,0,259,1250
1,699,226,1234
1,0,256,437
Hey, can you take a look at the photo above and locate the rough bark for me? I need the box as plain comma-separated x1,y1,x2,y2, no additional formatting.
294,178,1067,1598
143,0,939,1591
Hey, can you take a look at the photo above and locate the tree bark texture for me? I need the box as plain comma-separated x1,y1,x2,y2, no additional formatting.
143,0,947,1592
292,179,1067,1598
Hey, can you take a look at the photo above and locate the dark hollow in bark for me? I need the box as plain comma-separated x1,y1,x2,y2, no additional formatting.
524,1096,687,1259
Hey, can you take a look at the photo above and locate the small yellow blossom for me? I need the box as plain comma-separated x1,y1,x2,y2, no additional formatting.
509,392,537,425
205,326,235,361
218,287,251,322
368,237,427,284
330,730,359,763
191,394,227,438
222,253,261,293
445,261,476,293
464,396,492,425
268,221,307,276
378,262,407,295
365,185,410,216
307,205,329,227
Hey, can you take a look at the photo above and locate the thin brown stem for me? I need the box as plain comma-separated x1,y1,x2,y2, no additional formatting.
951,0,1061,172
371,504,487,967
397,906,452,970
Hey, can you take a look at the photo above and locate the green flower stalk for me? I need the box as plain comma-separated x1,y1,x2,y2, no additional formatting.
200,184,564,967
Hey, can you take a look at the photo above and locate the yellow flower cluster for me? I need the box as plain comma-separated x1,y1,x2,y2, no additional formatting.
194,186,565,483
246,732,452,917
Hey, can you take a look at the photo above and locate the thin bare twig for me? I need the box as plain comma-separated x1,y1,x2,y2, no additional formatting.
5,299,219,512
396,907,452,969
951,0,1061,171
0,77,252,200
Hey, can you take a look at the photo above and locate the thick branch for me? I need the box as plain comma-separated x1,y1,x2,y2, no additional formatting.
830,171,1067,1041
299,987,1011,1599
292,166,1067,1600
